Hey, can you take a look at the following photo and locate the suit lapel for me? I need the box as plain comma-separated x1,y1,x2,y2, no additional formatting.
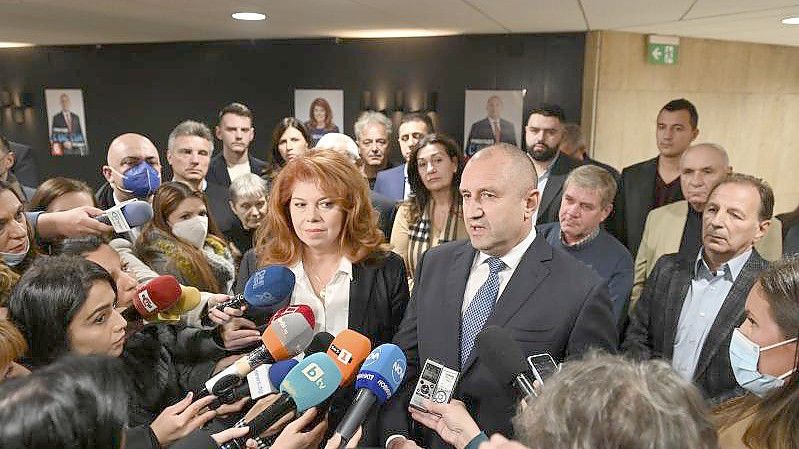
347,263,374,333
663,259,692,359
630,158,658,224
461,236,551,373
538,173,564,218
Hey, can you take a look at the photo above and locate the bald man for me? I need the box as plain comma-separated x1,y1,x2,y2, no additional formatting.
631,143,782,306
95,133,162,209
382,144,617,449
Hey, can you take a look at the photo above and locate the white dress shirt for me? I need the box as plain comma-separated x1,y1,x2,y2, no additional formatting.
289,257,353,336
403,163,411,200
227,159,251,183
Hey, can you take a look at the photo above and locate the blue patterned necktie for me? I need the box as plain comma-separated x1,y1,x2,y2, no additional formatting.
460,256,507,368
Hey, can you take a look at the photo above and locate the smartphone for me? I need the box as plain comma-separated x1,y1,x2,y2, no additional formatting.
526,353,558,385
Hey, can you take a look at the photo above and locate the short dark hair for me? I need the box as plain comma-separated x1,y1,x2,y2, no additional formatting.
528,103,566,123
58,235,110,257
8,255,117,368
0,355,128,449
661,98,699,129
399,113,434,134
218,102,253,123
709,173,774,222
0,134,9,155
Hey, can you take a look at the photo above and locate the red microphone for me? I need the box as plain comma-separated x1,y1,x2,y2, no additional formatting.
130,275,182,320
268,304,316,330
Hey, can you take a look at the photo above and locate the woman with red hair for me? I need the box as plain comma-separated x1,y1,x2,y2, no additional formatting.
305,97,340,146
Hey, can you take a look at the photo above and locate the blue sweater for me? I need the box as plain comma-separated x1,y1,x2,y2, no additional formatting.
538,222,634,322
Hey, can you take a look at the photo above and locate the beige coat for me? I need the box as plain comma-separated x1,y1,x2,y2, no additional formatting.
716,413,753,449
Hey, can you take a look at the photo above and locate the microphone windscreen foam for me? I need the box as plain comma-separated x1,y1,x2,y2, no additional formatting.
476,325,528,385
305,332,334,355
121,201,154,227
280,353,342,412
261,313,314,361
268,359,299,389
244,265,295,308
269,304,315,330
133,275,181,317
354,343,407,404
327,329,372,386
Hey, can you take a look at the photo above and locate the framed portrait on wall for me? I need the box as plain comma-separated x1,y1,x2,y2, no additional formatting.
463,90,524,158
294,89,344,146
45,88,89,156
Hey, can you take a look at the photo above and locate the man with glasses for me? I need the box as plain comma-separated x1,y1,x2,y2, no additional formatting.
525,104,583,225
374,113,433,201
355,111,393,190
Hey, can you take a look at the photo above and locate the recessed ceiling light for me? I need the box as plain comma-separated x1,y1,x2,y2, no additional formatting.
335,29,458,39
0,42,35,48
232,12,266,21
781,16,799,25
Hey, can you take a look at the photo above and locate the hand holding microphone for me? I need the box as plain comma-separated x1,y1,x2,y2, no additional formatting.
149,392,218,447
121,275,182,323
95,199,153,234
214,265,296,313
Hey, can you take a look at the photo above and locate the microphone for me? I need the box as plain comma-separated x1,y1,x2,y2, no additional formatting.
96,200,153,233
122,275,182,322
335,344,407,447
327,329,372,386
269,304,316,330
201,312,315,397
154,285,201,322
215,265,295,312
475,325,535,402
220,353,343,449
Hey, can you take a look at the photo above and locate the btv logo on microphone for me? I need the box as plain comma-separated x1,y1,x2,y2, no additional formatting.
302,363,326,389
138,291,157,313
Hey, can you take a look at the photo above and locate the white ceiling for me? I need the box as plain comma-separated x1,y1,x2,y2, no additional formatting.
0,0,798,46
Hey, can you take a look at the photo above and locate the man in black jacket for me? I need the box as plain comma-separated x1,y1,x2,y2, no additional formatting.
208,103,268,188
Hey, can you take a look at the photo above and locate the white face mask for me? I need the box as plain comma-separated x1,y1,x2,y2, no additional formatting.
171,215,208,249
729,328,797,397
0,238,29,267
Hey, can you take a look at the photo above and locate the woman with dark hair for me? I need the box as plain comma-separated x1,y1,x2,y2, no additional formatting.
268,117,311,171
28,176,96,212
0,355,129,449
0,180,38,274
714,257,799,448
242,149,409,445
390,133,467,280
136,181,235,294
305,97,340,146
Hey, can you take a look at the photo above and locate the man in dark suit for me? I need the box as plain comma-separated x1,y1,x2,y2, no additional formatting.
8,140,39,188
165,120,237,237
623,173,774,401
50,93,87,156
524,104,582,225
608,98,699,257
0,135,36,201
374,113,433,201
95,133,162,210
383,144,618,449
207,102,268,188
465,95,517,157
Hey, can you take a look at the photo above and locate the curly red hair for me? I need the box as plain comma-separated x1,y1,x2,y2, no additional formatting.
256,149,386,267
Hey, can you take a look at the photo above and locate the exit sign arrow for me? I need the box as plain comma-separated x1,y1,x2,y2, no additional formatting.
647,35,680,65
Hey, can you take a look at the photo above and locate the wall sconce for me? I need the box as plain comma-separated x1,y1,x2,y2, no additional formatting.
19,92,34,108
0,90,11,108
394,90,405,112
424,91,438,112
12,107,24,124
360,91,372,111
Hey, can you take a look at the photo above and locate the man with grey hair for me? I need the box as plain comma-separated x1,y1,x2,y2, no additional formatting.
383,143,617,449
538,165,633,323
632,143,782,305
165,119,236,238
354,111,392,189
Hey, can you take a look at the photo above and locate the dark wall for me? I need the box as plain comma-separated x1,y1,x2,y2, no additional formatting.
0,33,585,189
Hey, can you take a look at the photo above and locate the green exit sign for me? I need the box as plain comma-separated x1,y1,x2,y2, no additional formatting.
647,35,680,65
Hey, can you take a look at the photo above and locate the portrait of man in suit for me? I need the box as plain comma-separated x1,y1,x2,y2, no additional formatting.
382,144,617,449
464,92,520,157
48,91,88,156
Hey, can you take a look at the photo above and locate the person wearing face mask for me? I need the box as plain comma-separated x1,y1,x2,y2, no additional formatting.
135,182,235,294
713,258,799,449
95,133,162,211
0,181,38,274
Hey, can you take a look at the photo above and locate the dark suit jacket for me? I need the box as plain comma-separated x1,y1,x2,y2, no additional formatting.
374,164,406,202
51,111,85,142
382,234,618,447
466,118,517,157
9,141,40,187
204,181,236,236
622,250,768,401
583,155,620,180
237,249,410,446
95,182,116,210
206,153,268,188
536,153,583,225
372,190,398,241
608,157,684,257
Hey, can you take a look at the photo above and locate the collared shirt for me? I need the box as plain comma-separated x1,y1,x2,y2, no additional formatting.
227,159,251,183
531,152,560,224
560,226,600,250
461,226,537,314
289,257,353,336
403,163,411,200
672,247,752,380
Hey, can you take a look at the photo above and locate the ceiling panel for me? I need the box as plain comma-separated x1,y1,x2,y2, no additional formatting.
683,0,798,19
451,0,587,33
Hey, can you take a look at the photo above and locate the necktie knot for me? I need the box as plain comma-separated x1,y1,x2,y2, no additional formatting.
486,257,505,275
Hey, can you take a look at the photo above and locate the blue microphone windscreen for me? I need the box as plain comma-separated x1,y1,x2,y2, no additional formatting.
280,353,342,412
244,265,296,308
268,359,299,389
122,201,154,227
354,343,407,404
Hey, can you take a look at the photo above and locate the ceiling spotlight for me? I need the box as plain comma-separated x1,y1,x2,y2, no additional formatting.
781,16,799,25
232,12,266,21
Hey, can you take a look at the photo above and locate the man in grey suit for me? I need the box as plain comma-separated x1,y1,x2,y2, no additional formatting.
623,173,774,401
383,144,618,449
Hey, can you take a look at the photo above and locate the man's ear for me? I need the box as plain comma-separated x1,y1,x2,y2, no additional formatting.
523,188,540,220
215,125,222,140
752,218,770,244
6,152,16,170
102,165,114,183
600,203,613,223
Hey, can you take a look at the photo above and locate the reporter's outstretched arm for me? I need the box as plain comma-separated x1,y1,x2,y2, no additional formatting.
270,408,329,449
149,392,217,447
34,206,113,240
409,399,482,449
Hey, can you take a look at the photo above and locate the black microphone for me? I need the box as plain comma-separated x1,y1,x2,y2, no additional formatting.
476,325,536,402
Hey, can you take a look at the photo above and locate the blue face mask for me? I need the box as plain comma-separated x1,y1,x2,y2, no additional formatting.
729,328,797,397
112,160,161,198
0,239,29,267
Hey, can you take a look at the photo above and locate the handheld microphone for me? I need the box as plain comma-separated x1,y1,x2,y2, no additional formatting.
216,265,295,312
269,304,316,330
335,344,407,447
220,353,343,449
154,285,201,322
475,325,535,402
122,275,182,322
327,329,372,386
201,312,315,397
96,200,153,233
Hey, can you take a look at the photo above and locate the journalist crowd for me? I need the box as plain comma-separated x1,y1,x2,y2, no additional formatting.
2,98,799,449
